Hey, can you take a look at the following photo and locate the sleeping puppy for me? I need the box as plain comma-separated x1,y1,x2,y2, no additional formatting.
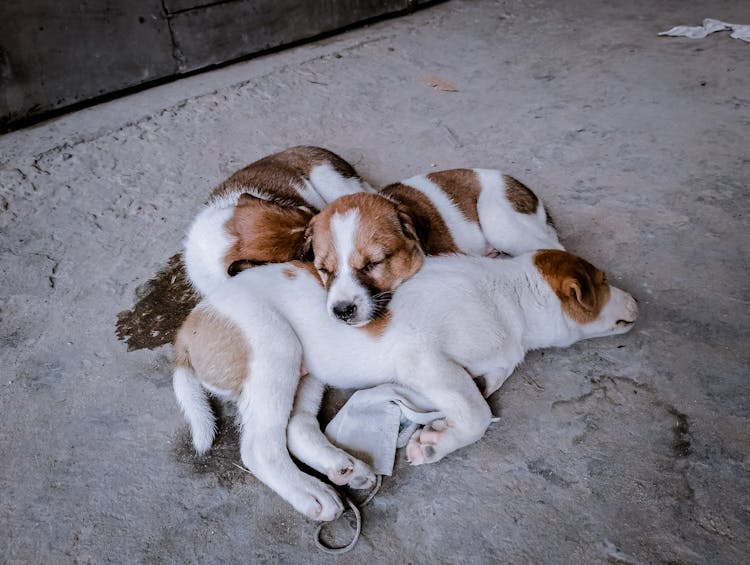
183,145,371,296
306,168,563,326
172,249,638,520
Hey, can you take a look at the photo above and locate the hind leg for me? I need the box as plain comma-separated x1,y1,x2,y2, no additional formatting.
476,172,563,255
478,200,563,255
236,329,344,521
287,375,376,489
398,354,493,465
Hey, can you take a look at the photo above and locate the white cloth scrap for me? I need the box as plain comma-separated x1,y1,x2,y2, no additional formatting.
324,384,444,476
659,19,750,43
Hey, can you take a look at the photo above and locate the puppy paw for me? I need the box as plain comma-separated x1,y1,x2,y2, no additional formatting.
405,424,445,465
296,482,344,522
326,456,376,490
347,459,377,490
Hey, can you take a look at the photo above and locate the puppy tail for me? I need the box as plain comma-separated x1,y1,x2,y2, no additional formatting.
173,365,216,455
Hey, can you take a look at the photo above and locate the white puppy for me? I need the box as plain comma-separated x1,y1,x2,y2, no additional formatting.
172,248,638,521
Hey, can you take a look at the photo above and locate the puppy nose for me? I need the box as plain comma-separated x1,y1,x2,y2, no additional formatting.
332,302,357,321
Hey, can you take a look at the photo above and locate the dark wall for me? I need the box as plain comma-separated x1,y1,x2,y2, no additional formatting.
0,0,430,129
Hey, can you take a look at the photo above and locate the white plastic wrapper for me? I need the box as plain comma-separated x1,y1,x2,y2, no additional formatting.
659,18,750,43
324,383,443,475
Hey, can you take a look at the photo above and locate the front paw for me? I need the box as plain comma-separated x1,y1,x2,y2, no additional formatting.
295,481,344,522
327,456,376,490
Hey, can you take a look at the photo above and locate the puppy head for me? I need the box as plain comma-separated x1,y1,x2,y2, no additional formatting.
224,193,314,276
534,250,638,339
307,194,425,326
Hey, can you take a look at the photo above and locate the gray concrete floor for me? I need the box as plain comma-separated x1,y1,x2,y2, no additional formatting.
1,1,749,563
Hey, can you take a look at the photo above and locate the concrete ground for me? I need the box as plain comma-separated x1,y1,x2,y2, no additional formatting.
1,0,749,562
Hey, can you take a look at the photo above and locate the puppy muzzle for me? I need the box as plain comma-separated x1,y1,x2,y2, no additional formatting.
332,301,358,323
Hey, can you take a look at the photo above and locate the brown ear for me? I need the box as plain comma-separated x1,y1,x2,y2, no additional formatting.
300,215,317,260
562,275,596,311
396,207,421,244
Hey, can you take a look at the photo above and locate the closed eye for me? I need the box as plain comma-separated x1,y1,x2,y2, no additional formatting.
363,254,391,273
363,260,382,273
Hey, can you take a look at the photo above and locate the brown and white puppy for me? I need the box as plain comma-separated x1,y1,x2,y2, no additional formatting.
173,249,638,520
307,168,563,326
183,146,371,296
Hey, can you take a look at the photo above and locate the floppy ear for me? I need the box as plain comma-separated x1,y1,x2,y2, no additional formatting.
396,207,421,244
300,215,317,261
562,274,596,311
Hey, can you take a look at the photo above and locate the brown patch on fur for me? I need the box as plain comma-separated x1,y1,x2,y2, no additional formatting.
381,183,459,255
426,169,481,223
504,175,539,214
533,250,611,324
362,310,392,338
211,146,360,207
282,267,297,280
223,197,313,274
310,193,425,295
174,306,250,396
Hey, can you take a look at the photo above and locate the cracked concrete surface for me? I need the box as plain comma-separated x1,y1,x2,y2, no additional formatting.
1,0,749,562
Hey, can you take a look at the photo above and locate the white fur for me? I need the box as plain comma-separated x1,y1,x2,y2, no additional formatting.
296,179,327,211
326,209,375,325
474,169,562,255
183,203,237,296
296,164,375,210
173,367,216,454
309,163,374,203
177,253,637,519
401,173,488,254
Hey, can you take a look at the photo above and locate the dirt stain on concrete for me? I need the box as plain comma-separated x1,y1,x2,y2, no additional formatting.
669,407,692,458
172,400,251,489
551,375,697,509
527,459,571,488
115,253,199,351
